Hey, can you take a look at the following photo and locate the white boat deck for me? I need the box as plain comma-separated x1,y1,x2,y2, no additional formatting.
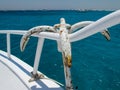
0,50,63,90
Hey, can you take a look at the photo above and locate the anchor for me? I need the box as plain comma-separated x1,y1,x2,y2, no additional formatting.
20,10,120,90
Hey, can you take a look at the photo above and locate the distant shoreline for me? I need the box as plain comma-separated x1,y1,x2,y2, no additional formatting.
0,9,114,12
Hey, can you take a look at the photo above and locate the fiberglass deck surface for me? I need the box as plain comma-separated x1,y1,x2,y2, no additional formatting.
0,50,63,90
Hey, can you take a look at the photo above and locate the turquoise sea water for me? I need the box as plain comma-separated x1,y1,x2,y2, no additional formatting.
0,10,120,90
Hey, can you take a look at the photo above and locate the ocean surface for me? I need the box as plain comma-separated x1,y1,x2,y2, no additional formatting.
0,10,120,90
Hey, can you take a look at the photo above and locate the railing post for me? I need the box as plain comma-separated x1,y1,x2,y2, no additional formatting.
59,18,73,89
7,33,11,58
33,37,44,75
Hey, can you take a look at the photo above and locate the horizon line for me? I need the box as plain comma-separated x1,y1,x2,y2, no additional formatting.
0,9,114,11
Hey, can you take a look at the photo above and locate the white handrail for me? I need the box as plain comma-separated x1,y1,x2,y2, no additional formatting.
0,9,120,42
0,30,26,35
33,38,44,75
6,33,11,58
70,10,120,42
